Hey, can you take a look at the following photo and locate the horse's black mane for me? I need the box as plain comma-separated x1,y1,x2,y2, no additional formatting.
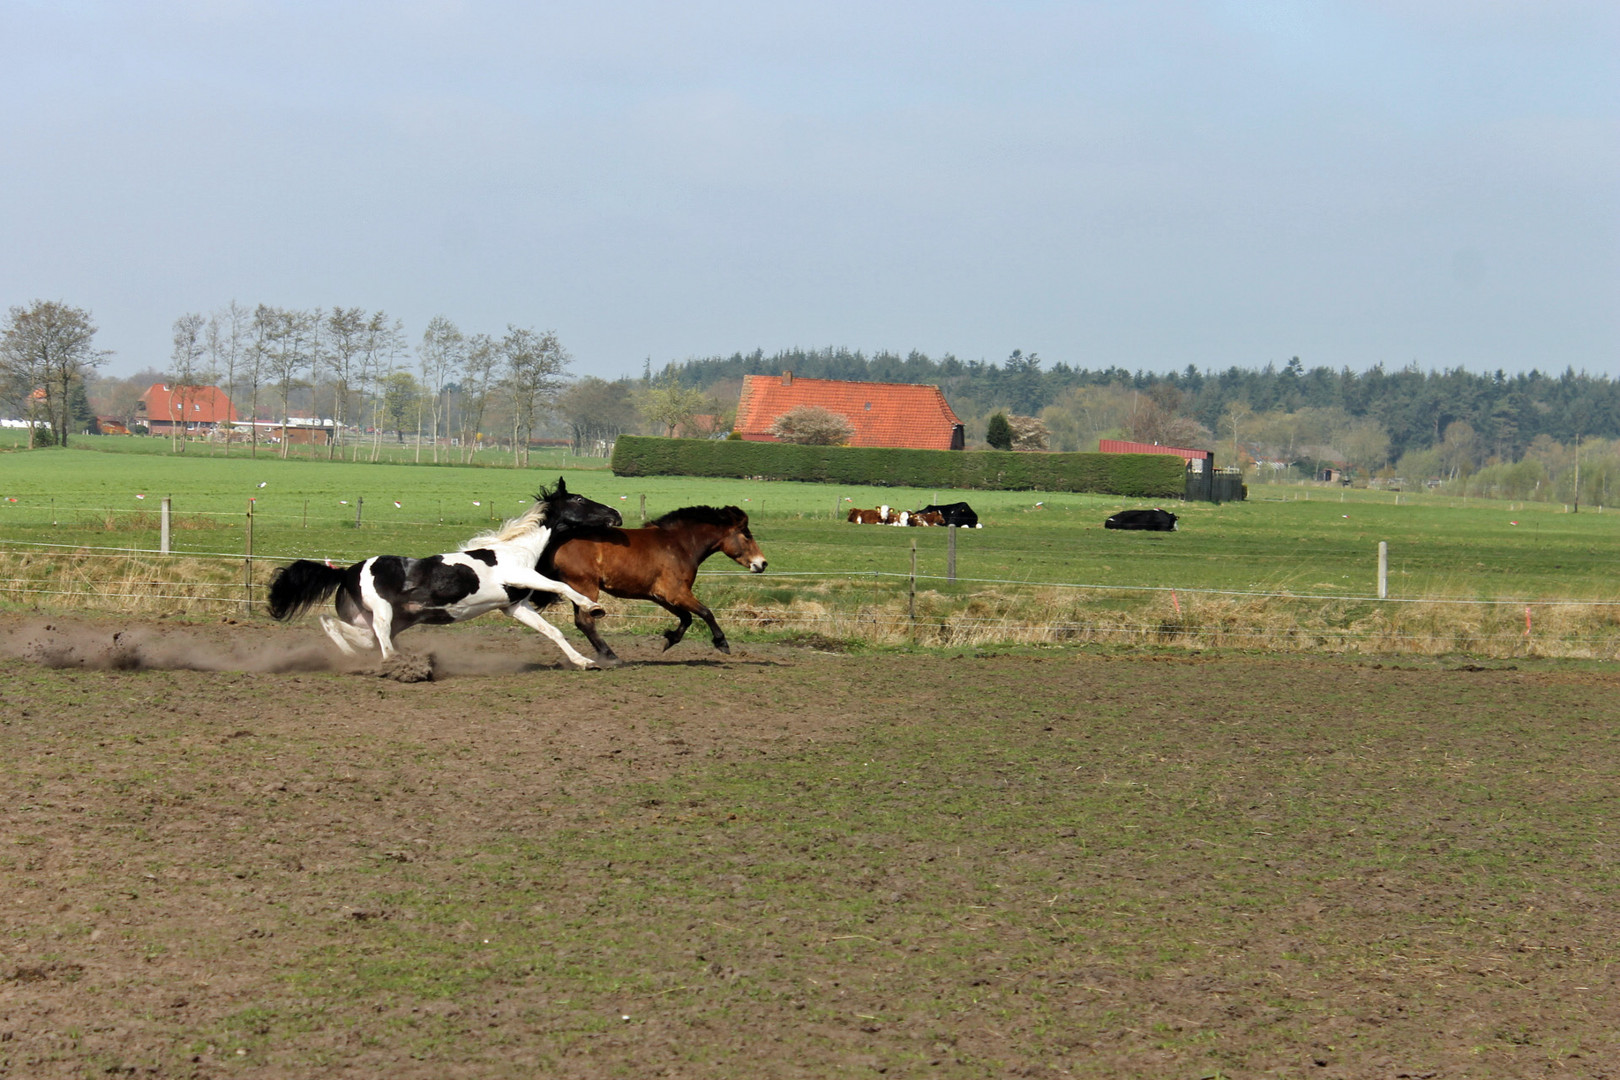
649,505,744,529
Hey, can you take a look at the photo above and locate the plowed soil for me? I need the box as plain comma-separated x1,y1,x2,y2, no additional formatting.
1,613,1616,1079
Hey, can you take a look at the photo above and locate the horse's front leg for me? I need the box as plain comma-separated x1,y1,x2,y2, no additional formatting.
502,568,605,617
369,602,399,659
692,603,730,654
505,602,599,670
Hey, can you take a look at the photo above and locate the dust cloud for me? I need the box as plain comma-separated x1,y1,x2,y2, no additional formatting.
0,619,559,681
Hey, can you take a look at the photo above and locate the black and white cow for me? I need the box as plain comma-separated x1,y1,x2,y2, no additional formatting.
1104,508,1178,531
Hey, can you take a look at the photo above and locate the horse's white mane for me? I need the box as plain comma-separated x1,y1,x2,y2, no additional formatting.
464,500,548,548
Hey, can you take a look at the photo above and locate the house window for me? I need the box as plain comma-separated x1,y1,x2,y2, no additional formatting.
864,402,871,410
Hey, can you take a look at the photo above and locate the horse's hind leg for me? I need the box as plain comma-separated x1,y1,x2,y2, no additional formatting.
647,598,701,652
320,616,373,656
506,602,599,671
571,602,620,667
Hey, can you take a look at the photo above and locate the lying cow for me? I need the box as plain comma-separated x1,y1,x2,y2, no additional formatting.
848,505,906,525
914,502,979,528
1104,508,1178,531
907,510,946,526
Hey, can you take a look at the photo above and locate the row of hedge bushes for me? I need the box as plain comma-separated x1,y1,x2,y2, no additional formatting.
609,436,1187,496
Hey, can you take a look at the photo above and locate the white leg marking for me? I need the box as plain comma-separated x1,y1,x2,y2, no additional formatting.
507,603,598,669
320,616,362,656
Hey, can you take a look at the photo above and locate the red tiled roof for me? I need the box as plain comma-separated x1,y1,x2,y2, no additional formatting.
734,374,963,450
138,383,239,425
1098,439,1211,462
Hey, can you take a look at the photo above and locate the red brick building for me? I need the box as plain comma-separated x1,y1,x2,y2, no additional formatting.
137,384,239,435
733,372,964,450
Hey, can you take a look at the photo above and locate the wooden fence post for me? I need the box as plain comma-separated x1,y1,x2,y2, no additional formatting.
160,496,171,555
242,501,255,615
947,525,957,581
909,539,917,623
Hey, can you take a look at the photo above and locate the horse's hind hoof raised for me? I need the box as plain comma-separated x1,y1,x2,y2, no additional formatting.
714,641,731,655
586,605,606,619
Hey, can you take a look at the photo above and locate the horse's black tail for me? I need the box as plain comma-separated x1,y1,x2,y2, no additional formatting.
266,560,348,620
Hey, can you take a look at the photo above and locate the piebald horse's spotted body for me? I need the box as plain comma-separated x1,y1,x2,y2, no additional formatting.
266,480,621,668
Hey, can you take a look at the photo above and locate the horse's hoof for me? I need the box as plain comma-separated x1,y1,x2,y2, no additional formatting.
715,641,731,655
596,654,622,669
586,605,606,619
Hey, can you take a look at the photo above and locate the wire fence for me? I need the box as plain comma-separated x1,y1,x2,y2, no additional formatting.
2,539,1616,660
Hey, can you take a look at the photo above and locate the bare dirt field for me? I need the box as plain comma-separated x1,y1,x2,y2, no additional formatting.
1,613,1617,1079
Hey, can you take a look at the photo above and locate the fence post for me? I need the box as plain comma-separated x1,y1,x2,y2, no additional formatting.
909,539,917,623
160,496,171,555
640,494,646,525
832,493,841,520
1377,540,1388,599
356,496,363,528
947,525,957,581
243,500,255,615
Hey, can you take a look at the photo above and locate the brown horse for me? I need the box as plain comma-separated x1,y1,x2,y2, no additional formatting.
537,505,767,665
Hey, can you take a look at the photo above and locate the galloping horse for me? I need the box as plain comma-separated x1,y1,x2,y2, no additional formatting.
536,505,767,665
266,479,622,668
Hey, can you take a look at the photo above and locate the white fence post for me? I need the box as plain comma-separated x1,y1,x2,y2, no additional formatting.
1377,541,1388,599
160,496,171,554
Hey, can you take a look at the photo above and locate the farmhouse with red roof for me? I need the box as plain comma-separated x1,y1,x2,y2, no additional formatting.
137,383,240,435
733,372,964,450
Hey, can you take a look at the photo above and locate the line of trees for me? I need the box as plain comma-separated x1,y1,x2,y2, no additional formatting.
655,347,1620,482
41,301,734,460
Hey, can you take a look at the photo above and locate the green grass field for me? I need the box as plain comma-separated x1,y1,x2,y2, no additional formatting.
3,443,1618,657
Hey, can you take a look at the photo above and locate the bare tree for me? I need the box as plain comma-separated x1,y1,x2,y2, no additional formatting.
323,307,367,459
1124,385,1209,448
205,301,250,452
0,300,108,447
417,316,463,463
559,376,637,456
458,332,498,463
366,316,407,461
167,312,213,452
768,404,856,445
246,305,277,457
501,327,571,466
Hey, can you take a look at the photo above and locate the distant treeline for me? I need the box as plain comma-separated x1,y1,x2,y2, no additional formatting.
659,347,1619,463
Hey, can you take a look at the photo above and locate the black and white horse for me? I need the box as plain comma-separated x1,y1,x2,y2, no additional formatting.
266,479,623,668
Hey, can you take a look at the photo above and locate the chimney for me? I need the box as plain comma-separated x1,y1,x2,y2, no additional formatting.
782,370,792,386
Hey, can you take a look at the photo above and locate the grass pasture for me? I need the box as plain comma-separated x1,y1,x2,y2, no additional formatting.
3,445,1619,658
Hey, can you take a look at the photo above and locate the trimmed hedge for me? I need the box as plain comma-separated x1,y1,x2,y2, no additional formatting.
610,436,1186,496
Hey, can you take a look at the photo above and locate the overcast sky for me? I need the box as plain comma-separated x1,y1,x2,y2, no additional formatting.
2,1,1615,382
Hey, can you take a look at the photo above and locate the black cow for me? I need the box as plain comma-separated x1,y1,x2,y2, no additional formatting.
914,502,979,528
1104,508,1178,531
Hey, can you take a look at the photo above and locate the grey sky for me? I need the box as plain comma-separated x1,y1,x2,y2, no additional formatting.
2,1,1615,381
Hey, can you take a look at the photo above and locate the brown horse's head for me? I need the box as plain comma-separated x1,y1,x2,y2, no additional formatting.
718,508,767,573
